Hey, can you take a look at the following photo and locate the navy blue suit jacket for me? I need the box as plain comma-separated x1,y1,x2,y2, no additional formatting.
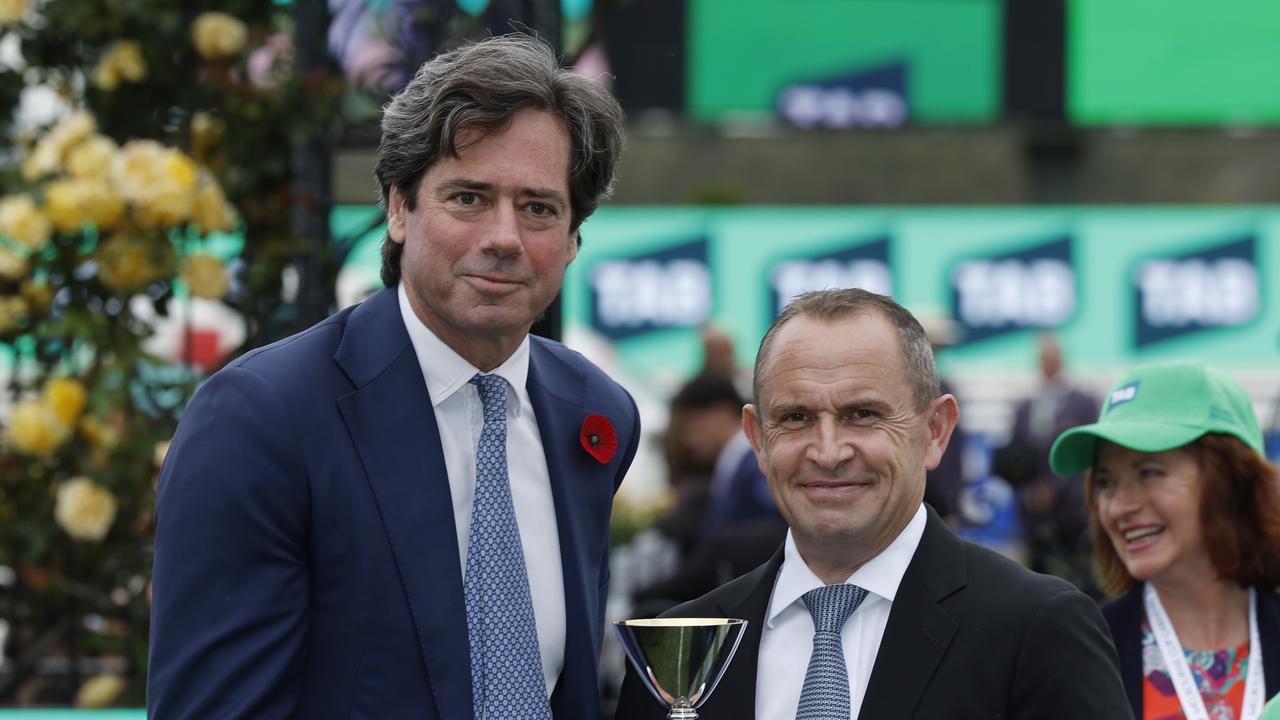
148,287,641,719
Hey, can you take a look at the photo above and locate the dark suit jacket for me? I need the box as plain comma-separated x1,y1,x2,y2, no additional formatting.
617,507,1132,720
148,287,641,719
1101,584,1280,719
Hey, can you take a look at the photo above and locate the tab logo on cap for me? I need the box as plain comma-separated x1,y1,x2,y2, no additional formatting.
1107,382,1140,413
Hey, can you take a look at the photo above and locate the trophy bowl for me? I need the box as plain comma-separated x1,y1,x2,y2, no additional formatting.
614,617,748,719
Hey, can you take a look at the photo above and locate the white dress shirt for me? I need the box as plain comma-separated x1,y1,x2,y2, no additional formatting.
756,504,927,719
398,283,565,697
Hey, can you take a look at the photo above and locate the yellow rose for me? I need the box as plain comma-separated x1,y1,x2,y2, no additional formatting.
55,477,117,542
75,673,125,708
44,178,124,233
0,0,26,27
7,398,70,455
66,135,118,180
96,234,163,293
44,377,88,426
0,247,28,281
22,111,96,181
191,177,237,234
0,295,27,333
181,254,230,299
92,41,146,91
0,194,52,251
113,141,199,229
190,112,224,159
192,12,248,60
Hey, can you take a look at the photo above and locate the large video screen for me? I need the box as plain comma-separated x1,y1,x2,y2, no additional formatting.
1069,0,1280,125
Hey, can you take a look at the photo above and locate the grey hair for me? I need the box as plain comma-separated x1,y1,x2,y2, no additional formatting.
752,288,941,413
374,34,625,286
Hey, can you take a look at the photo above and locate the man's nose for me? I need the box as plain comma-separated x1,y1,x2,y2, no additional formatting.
481,201,523,256
806,416,854,470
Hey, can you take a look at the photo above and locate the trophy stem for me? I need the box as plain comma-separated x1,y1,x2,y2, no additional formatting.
667,703,698,720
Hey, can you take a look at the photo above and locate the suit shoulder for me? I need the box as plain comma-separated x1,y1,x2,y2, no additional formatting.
532,336,635,407
228,308,351,378
960,538,1083,606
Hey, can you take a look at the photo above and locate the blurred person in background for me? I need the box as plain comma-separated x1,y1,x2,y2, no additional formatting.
651,373,746,560
700,323,753,400
998,332,1099,591
1050,361,1280,719
633,373,783,609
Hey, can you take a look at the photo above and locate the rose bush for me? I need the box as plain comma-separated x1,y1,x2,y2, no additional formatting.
0,0,344,706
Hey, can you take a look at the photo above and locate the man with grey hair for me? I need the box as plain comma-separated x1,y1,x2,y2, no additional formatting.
149,34,639,719
617,288,1130,719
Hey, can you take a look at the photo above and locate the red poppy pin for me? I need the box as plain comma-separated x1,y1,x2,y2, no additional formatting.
579,413,618,464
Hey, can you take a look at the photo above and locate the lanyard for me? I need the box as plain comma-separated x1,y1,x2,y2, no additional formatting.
1144,584,1264,720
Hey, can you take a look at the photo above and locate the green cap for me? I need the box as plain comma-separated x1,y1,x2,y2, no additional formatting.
1049,360,1263,476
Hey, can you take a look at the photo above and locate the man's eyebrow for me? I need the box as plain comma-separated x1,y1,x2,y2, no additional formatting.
520,187,568,207
434,179,493,196
837,397,893,414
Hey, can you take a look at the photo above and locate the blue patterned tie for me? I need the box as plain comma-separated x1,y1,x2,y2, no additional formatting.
465,374,552,720
796,584,869,720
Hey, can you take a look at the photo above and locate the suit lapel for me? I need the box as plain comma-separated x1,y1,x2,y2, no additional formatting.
695,549,784,718
533,339,650,718
858,509,963,719
334,288,472,720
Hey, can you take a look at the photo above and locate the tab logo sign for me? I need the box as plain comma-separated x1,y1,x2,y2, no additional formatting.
950,236,1077,344
776,61,909,130
588,237,712,341
1106,382,1140,413
1133,236,1259,347
769,237,892,318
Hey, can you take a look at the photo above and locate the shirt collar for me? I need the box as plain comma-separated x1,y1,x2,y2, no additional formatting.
398,282,530,415
766,503,927,627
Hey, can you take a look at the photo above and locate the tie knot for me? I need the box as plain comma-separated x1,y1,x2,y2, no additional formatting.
470,373,509,418
802,584,868,634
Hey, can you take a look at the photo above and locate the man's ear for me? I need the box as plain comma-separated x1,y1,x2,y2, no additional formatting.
923,394,960,471
742,403,767,472
386,186,408,244
565,228,579,266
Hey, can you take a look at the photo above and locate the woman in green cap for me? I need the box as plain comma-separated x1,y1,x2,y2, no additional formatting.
1049,360,1280,720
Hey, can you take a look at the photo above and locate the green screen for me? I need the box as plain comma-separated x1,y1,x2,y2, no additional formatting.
1070,0,1280,125
688,0,1000,123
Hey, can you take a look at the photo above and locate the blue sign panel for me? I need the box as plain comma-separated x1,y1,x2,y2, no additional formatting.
768,236,893,318
1132,236,1259,348
587,237,711,341
776,60,910,130
949,236,1077,344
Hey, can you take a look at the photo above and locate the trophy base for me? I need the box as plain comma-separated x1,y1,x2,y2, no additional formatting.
667,709,698,720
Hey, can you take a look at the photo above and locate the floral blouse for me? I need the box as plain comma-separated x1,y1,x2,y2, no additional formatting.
1142,620,1250,720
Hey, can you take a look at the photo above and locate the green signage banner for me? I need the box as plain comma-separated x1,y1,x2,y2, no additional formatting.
688,0,1000,125
339,206,1280,388
1069,0,1280,125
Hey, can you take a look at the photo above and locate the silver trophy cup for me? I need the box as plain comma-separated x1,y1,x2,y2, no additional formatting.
615,618,747,719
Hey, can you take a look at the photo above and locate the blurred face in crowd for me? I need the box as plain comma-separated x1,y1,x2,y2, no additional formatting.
743,313,957,577
672,403,743,471
1092,441,1210,590
387,108,576,370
